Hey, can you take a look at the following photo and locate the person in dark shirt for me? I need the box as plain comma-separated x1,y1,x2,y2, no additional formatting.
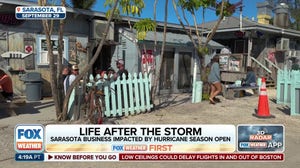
243,66,257,86
114,59,128,80
62,66,70,81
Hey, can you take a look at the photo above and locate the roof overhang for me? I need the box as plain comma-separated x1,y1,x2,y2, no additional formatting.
204,26,300,38
118,28,224,49
93,39,120,46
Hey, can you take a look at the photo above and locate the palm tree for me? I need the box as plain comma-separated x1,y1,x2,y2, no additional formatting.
71,0,96,10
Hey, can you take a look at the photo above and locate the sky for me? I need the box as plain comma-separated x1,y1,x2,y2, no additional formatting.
83,0,267,24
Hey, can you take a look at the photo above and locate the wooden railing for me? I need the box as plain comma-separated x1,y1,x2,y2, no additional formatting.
264,57,280,71
251,56,272,74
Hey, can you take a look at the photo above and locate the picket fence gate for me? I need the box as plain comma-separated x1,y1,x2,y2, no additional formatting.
276,67,300,115
86,72,153,117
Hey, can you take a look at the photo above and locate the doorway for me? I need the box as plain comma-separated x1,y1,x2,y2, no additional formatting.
159,51,174,90
234,40,246,53
92,45,112,76
178,52,192,90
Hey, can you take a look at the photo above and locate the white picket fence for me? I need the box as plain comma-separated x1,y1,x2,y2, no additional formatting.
68,73,153,119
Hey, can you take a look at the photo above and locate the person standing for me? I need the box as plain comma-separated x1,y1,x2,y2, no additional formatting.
64,65,79,95
62,66,70,81
0,70,13,101
114,59,128,80
208,57,222,104
113,59,129,108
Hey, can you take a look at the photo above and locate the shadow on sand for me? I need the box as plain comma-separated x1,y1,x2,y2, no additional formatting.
154,94,192,110
0,99,54,119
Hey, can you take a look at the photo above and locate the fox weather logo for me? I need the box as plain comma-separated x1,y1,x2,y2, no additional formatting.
14,124,44,153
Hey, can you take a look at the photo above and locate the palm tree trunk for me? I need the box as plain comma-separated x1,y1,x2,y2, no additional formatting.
151,0,168,101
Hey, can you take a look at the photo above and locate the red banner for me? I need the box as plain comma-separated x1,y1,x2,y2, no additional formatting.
119,153,284,161
141,50,155,73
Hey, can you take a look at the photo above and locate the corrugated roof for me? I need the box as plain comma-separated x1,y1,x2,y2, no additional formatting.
200,16,258,30
142,31,224,49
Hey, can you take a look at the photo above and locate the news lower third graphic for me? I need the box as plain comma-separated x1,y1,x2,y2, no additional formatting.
14,124,45,161
237,125,284,152
15,6,66,20
44,125,236,153
14,124,284,162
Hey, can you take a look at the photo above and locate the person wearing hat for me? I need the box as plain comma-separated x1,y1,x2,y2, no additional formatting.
64,65,79,95
114,59,129,108
114,59,128,80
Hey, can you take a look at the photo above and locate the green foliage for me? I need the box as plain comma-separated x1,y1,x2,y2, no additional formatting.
133,18,156,32
197,46,209,55
105,0,145,17
105,9,121,20
104,1,154,41
215,1,235,17
202,93,210,101
136,31,146,40
104,0,114,7
289,0,300,30
177,0,215,13
71,0,96,10
177,0,235,17
133,18,157,40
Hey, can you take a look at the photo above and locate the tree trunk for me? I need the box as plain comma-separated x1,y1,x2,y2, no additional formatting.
39,0,66,119
41,20,61,117
56,0,66,116
61,0,120,121
171,0,226,98
199,54,211,98
39,0,61,118
151,0,168,101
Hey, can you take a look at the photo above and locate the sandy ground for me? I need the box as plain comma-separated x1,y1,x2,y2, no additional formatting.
0,88,300,168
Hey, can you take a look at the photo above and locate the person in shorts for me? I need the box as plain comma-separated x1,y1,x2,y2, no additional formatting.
208,57,222,104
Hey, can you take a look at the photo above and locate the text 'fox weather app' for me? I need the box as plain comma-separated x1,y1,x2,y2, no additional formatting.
15,124,44,153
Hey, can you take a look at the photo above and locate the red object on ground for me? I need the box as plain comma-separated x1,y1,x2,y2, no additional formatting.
254,77,275,118
97,116,102,124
